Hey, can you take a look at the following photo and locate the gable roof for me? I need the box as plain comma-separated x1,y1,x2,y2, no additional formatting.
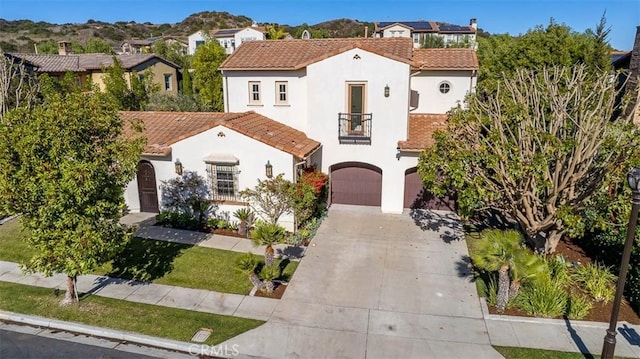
211,26,266,38
397,113,448,151
412,48,478,70
8,53,179,73
219,37,414,70
120,111,321,158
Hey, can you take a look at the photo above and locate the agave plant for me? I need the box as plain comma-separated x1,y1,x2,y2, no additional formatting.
260,265,281,294
250,221,286,266
235,253,263,289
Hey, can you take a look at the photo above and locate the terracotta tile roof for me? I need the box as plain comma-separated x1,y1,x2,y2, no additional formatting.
8,53,178,72
398,113,448,151
219,37,414,70
120,111,321,158
412,48,479,70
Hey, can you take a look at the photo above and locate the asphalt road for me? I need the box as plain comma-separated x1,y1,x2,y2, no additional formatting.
0,328,164,359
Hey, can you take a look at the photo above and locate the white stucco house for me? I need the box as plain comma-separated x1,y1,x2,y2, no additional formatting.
121,111,321,231
219,37,478,214
188,26,266,55
374,19,477,49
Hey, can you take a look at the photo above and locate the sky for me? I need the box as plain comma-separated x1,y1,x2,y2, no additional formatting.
0,0,638,50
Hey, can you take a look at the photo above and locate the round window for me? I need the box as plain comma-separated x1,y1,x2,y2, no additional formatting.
439,82,451,94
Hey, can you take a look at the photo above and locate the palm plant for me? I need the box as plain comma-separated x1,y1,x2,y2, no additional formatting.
471,229,523,312
260,265,281,294
233,207,254,236
235,253,263,289
508,248,547,299
250,221,286,266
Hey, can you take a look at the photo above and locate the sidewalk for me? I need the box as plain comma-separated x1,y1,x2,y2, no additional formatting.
0,260,278,322
122,212,306,260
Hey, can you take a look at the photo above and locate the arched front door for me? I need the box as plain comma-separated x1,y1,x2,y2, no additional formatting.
136,161,159,213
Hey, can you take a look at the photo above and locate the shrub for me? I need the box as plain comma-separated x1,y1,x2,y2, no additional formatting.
159,171,214,229
566,292,593,320
291,168,328,226
156,210,200,231
574,263,616,303
517,278,568,318
545,255,572,287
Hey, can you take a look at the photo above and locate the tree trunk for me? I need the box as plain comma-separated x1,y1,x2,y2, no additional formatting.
264,280,275,294
61,275,77,306
543,230,563,254
238,220,247,236
509,279,520,300
265,245,275,267
249,273,263,289
496,265,510,312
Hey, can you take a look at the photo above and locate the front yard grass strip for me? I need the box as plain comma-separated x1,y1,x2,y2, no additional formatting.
0,281,264,345
493,345,634,359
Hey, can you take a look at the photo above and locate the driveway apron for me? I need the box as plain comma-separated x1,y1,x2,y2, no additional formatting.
221,205,503,358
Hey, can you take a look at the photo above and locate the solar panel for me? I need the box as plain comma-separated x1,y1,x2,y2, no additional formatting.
215,29,239,36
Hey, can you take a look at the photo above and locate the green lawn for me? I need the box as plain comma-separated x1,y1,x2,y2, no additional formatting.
0,218,298,295
0,281,263,345
494,346,634,359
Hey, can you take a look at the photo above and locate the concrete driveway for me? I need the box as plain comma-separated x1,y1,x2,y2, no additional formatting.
222,205,503,358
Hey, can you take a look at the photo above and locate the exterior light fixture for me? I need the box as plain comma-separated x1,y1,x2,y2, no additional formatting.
265,161,273,178
384,84,390,98
396,146,401,160
601,167,640,358
174,158,183,175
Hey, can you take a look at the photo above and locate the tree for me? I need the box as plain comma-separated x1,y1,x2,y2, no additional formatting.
250,221,286,266
477,19,612,91
151,40,189,69
160,171,213,228
145,92,203,112
235,253,263,289
0,91,144,305
103,57,157,110
0,54,40,121
191,40,226,111
181,67,193,96
240,174,294,225
420,34,445,48
419,65,638,253
265,24,286,40
84,38,115,54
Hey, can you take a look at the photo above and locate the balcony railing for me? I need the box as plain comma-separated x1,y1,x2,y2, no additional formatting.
338,113,372,145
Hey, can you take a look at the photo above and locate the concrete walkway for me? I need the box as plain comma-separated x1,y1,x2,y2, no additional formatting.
0,261,278,321
219,205,503,358
121,212,305,260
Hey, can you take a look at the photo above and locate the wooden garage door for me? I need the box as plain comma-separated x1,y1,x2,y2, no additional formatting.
404,168,456,210
137,161,159,213
331,164,382,206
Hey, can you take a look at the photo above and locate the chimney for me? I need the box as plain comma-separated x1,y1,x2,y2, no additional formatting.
470,18,478,31
58,41,72,55
627,25,640,124
364,26,368,38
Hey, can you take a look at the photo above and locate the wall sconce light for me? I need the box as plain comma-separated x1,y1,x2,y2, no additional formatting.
265,160,273,178
396,146,401,160
174,158,183,175
384,84,390,98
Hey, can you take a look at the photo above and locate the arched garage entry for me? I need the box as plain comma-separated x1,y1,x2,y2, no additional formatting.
136,161,159,213
404,167,456,211
330,162,382,206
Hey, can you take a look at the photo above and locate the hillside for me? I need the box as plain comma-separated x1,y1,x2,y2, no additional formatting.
0,12,374,53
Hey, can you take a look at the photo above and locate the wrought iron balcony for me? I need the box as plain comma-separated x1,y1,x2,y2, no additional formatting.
338,113,372,145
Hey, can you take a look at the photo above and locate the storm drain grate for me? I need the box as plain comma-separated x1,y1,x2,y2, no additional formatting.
191,328,212,343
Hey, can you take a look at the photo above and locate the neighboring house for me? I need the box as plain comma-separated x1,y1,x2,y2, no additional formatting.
219,37,478,213
374,19,477,48
9,42,181,94
121,111,322,231
188,26,266,55
121,36,188,55
613,26,640,124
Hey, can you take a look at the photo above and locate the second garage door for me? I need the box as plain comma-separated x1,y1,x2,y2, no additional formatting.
331,163,382,206
404,167,456,210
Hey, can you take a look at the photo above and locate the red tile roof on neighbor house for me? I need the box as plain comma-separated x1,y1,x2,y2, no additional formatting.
219,37,414,70
412,48,479,70
8,53,179,73
120,111,321,158
397,113,448,151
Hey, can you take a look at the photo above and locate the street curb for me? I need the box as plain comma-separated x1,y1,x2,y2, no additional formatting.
479,297,635,329
0,310,223,357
